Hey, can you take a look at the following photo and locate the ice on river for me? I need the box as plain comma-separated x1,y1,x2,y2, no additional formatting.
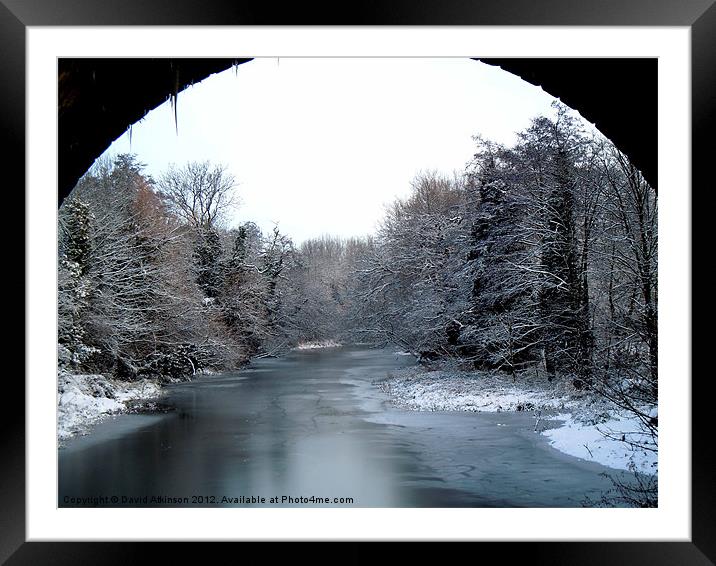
379,368,657,476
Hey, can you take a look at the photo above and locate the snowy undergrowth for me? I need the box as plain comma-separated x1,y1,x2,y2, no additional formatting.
58,370,162,442
294,339,342,350
379,368,578,413
378,368,656,475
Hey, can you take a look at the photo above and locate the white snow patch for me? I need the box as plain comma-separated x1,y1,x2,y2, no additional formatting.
58,371,162,442
379,369,576,413
294,340,342,350
543,412,657,475
194,368,219,376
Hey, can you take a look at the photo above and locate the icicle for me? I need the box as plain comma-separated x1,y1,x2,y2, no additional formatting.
170,66,179,135
170,92,178,135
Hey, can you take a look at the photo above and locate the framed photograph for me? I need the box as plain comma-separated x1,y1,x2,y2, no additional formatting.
11,0,707,563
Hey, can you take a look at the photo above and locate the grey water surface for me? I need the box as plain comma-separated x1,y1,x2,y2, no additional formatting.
58,346,627,507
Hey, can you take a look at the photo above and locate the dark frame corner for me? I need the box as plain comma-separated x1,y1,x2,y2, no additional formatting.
9,0,709,563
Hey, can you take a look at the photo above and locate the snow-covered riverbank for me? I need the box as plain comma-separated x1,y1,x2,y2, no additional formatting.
58,371,163,442
378,368,657,476
58,341,343,442
293,339,342,350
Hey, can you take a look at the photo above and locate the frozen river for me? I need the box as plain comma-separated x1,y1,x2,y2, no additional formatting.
59,346,627,507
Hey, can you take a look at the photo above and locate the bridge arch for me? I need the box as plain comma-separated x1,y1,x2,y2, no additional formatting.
58,57,656,204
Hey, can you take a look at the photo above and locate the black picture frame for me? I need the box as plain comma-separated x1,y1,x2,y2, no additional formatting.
8,1,707,563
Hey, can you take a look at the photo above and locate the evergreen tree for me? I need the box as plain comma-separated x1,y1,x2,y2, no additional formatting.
62,198,93,275
193,226,223,299
518,106,593,382
462,140,539,373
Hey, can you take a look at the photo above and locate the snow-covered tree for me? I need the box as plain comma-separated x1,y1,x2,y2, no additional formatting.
353,171,469,354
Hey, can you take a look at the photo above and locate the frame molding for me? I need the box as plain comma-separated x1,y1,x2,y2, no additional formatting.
10,1,706,563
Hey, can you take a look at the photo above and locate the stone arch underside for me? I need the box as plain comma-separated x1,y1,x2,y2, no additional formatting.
58,57,657,205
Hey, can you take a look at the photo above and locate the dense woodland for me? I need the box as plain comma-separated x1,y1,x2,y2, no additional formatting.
58,103,657,452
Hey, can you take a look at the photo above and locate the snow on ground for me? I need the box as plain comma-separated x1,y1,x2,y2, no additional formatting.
543,412,657,476
379,369,577,413
294,339,342,350
378,368,657,475
58,371,162,442
194,368,219,376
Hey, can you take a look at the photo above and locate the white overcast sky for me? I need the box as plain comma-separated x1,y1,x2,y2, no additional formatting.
103,58,562,243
